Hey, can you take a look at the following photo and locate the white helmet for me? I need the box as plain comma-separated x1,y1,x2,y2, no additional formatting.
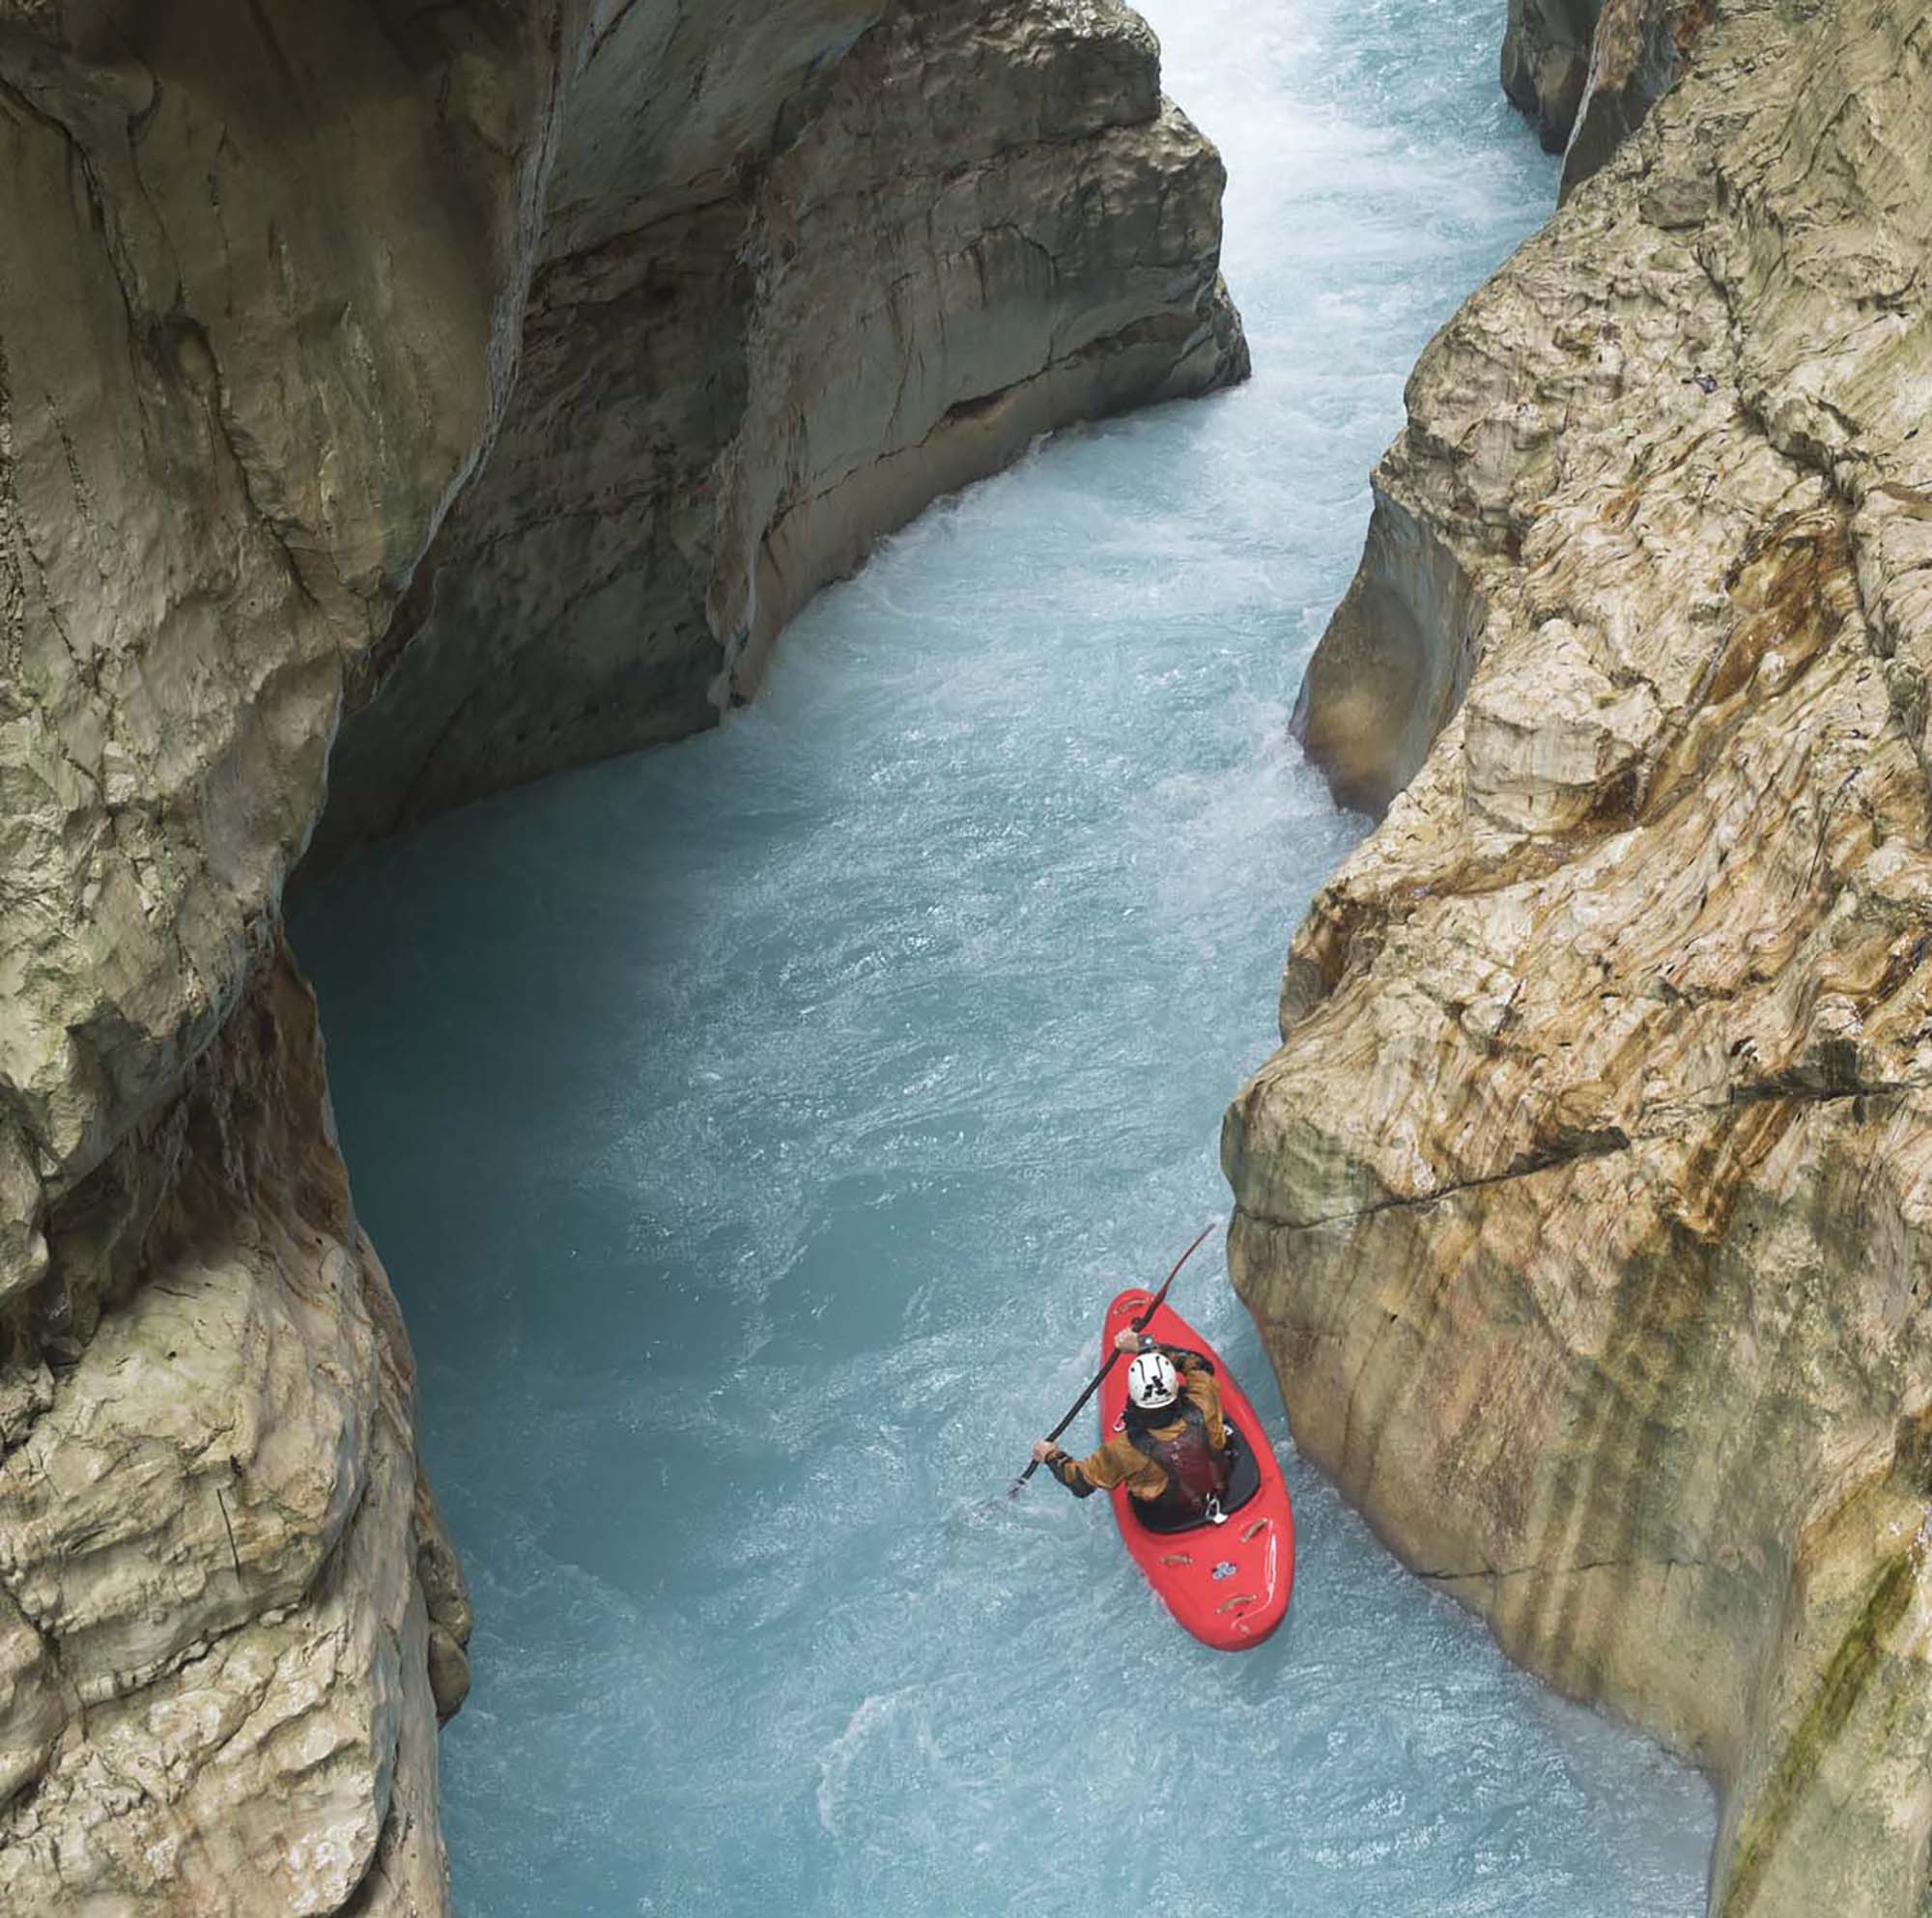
1126,1350,1179,1411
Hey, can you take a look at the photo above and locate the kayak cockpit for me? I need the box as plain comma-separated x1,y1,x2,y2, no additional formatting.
1123,1413,1264,1536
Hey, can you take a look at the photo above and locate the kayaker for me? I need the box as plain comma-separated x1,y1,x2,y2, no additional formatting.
1031,1329,1231,1520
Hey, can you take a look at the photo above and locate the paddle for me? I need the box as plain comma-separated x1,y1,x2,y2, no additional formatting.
1009,1219,1221,1498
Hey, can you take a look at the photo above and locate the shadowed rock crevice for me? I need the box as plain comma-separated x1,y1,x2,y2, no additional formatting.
1502,0,1710,198
1502,0,1602,152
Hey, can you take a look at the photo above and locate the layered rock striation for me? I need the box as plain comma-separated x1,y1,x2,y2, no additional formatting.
0,1,1242,1910
309,0,1246,864
1233,2,1932,1912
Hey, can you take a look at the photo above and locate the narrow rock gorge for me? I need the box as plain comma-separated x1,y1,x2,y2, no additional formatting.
1229,1,1932,1913
0,2,1241,1908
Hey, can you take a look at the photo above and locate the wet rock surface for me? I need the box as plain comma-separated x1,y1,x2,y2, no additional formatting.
1236,2,1932,1912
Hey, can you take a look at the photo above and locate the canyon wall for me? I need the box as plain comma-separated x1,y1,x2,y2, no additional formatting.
0,6,566,1906
1231,1,1932,1912
0,2,1242,1909
308,0,1245,865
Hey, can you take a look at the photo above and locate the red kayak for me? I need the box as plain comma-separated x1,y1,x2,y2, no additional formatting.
1098,1288,1295,1650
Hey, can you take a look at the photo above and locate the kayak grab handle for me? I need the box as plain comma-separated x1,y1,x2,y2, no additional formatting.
1240,1518,1269,1543
1215,1592,1259,1615
1159,1552,1193,1566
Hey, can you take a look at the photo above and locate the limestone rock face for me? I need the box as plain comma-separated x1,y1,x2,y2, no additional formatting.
0,943,465,1915
1234,3,1932,1912
0,0,562,1226
309,0,1246,862
0,1,1241,1909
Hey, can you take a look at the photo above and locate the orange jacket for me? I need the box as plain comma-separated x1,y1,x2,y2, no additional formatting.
1046,1347,1226,1502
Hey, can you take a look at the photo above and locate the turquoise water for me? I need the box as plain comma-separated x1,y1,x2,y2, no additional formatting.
292,0,1718,1911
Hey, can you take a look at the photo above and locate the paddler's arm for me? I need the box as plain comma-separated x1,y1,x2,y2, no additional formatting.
1167,1357,1228,1448
1170,1347,1214,1376
1031,1434,1140,1498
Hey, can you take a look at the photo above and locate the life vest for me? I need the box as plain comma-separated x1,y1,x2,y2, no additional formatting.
1126,1397,1228,1513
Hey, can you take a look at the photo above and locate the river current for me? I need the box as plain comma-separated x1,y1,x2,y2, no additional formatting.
293,0,1719,1910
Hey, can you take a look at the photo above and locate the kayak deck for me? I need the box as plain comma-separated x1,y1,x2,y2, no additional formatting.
1099,1288,1295,1650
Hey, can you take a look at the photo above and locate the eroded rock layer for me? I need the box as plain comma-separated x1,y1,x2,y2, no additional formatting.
1232,3,1932,1912
310,0,1246,863
0,1,1241,1910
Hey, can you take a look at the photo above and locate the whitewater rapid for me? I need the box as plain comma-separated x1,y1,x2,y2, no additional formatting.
293,0,1718,1910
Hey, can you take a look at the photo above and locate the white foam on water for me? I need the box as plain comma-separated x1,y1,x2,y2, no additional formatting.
294,0,1719,1911
815,1689,946,1837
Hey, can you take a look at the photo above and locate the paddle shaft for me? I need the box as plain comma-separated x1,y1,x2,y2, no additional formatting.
1009,1220,1219,1496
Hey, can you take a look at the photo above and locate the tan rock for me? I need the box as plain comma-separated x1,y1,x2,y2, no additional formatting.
0,1587,65,1811
0,8,566,1907
412,1475,471,1725
0,1230,375,1702
1562,0,1710,197
0,1,563,1202
1235,3,1932,1912
0,948,448,1914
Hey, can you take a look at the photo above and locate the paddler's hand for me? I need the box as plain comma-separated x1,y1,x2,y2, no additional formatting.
1031,1440,1059,1465
1113,1328,1142,1354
